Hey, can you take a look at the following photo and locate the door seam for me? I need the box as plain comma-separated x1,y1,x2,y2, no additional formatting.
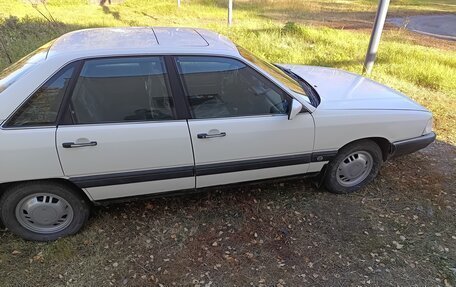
185,119,197,189
54,126,66,176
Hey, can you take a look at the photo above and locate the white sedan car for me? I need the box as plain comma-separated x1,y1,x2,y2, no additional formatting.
0,27,435,241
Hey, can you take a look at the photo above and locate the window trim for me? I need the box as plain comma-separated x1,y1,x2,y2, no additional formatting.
57,61,84,125
173,55,298,120
163,56,192,119
59,55,182,126
1,53,310,130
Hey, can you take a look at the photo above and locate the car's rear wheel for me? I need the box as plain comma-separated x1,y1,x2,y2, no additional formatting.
0,181,89,241
324,140,383,194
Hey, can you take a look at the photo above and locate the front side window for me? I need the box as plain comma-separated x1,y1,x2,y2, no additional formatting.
236,46,307,97
69,57,174,124
6,62,77,127
176,56,290,119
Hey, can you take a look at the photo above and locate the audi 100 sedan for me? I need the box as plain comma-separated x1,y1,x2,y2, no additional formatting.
0,27,435,241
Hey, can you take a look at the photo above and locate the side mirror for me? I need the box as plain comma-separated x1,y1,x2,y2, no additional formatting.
288,99,303,120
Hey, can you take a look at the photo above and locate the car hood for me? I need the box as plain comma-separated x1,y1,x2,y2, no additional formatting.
279,65,427,111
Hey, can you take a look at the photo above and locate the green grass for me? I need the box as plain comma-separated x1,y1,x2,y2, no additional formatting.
0,3,455,285
0,0,455,143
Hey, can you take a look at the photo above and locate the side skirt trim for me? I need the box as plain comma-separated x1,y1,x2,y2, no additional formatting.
93,172,321,205
195,154,312,176
69,151,337,188
71,166,194,188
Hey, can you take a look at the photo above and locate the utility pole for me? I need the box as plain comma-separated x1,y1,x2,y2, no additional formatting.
228,0,233,26
363,0,390,74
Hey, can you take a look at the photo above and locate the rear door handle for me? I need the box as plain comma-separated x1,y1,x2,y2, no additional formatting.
197,132,226,139
62,141,98,148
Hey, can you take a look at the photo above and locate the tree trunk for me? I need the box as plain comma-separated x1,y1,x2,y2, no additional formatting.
88,0,124,5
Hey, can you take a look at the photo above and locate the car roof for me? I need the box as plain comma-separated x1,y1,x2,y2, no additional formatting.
47,27,240,58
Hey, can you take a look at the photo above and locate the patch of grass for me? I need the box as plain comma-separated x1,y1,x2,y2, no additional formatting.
0,2,454,285
42,239,77,262
1,147,455,285
0,0,454,144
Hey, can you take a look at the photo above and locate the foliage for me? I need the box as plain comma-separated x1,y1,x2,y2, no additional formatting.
0,0,454,144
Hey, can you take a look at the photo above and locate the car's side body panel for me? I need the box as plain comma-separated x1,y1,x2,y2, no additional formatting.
312,109,432,151
187,113,315,188
196,163,313,188
56,122,194,176
56,121,195,200
78,178,195,201
0,128,63,183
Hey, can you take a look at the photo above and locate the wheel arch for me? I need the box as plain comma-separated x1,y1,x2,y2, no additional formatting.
0,178,93,204
338,137,392,162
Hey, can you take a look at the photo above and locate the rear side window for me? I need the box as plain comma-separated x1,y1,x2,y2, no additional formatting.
6,62,77,127
69,57,174,124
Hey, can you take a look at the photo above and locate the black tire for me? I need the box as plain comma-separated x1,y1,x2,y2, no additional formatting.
0,181,90,241
324,140,383,194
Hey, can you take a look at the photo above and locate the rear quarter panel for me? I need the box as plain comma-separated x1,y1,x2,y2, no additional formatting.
0,56,71,184
0,128,64,183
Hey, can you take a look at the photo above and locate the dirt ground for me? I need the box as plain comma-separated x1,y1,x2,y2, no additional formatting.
0,2,455,285
0,139,454,286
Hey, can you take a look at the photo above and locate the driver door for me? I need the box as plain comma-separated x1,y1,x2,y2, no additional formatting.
174,56,315,188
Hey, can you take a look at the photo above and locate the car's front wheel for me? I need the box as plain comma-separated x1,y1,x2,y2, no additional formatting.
324,140,383,194
0,181,90,241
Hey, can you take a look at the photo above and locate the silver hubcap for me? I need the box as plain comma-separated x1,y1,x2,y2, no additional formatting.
336,151,373,187
15,193,74,234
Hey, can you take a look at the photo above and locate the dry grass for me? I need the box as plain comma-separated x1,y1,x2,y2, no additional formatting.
0,0,455,143
0,0,455,286
0,141,455,286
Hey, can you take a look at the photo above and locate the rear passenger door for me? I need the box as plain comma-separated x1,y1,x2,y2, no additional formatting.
56,56,195,201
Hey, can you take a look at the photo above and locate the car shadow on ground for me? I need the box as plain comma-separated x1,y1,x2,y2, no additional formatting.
83,139,456,286
0,16,454,285
3,139,453,286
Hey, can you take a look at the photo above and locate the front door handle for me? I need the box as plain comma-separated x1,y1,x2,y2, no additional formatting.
62,141,98,148
197,132,226,139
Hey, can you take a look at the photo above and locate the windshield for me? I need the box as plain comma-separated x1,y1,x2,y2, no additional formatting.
237,46,308,97
0,44,50,94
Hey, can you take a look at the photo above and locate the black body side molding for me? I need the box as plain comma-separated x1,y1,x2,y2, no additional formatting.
196,154,312,176
70,166,194,188
69,151,338,188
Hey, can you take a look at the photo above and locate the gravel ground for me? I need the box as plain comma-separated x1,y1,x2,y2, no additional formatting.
0,140,455,287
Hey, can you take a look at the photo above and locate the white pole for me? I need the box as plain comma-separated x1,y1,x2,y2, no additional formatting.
363,0,390,74
177,0,180,8
228,0,233,26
